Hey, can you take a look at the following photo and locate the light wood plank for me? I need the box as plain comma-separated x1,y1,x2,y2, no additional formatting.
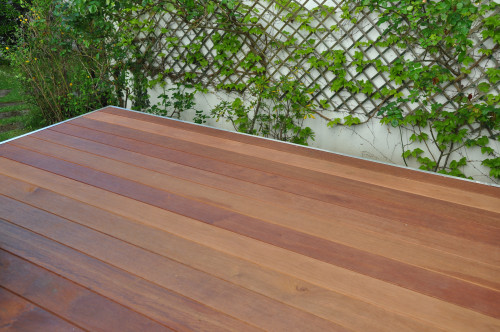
14,135,500,291
66,117,500,239
0,195,345,332
0,174,439,332
103,107,500,197
84,111,500,214
0,157,498,331
46,124,500,266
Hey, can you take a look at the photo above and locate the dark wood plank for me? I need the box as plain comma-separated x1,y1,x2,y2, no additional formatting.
84,111,500,215
0,157,497,331
0,220,256,332
1,144,498,318
0,249,171,332
44,124,500,266
101,107,500,197
0,287,83,332
0,174,440,332
0,195,346,331
64,117,500,240
13,135,500,291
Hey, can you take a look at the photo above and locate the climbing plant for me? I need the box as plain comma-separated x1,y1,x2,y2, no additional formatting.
147,0,499,180
354,0,500,179
10,0,500,181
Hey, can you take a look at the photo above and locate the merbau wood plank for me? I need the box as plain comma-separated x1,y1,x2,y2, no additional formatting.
0,219,260,332
45,124,499,266
0,158,497,331
0,286,83,332
66,117,500,242
102,107,499,198
1,145,498,319
0,174,442,332
0,249,171,332
84,111,500,214
0,195,346,332
13,135,500,291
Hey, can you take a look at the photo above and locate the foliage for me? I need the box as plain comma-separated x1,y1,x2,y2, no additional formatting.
212,75,316,145
354,0,500,179
147,83,197,119
0,0,30,48
7,0,499,180
7,0,120,123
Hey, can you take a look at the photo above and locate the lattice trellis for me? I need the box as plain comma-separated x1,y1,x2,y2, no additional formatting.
126,0,500,122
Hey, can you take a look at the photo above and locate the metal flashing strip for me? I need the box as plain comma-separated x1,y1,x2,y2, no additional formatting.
0,108,103,145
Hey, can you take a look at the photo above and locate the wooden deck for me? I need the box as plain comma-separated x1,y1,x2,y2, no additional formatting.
0,106,499,331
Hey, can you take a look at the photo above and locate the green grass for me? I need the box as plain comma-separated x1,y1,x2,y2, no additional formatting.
0,64,33,142
0,65,25,104
0,103,28,113
0,128,30,141
0,114,25,126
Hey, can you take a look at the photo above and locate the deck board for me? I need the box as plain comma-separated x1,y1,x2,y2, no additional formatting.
1,106,499,331
0,286,84,332
8,136,500,290
0,249,170,332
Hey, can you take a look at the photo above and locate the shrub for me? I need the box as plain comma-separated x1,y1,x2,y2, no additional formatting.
8,0,119,123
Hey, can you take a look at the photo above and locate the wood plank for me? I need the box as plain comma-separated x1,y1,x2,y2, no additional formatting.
102,107,500,197
0,158,497,331
0,195,346,332
14,134,500,291
0,287,83,332
0,249,171,332
0,227,256,331
84,110,500,214
65,118,500,239
1,143,499,317
45,124,500,266
0,174,440,332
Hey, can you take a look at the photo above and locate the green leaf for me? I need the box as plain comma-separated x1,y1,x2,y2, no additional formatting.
207,2,215,13
478,82,490,93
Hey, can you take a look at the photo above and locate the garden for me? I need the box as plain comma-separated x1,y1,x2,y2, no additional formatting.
1,0,499,182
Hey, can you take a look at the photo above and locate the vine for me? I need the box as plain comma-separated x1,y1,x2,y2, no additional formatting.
11,0,500,181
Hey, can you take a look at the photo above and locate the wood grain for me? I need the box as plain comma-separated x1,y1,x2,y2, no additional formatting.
0,223,256,332
0,194,346,332
1,143,499,319
101,107,500,197
12,134,500,291
1,107,499,331
0,174,438,332
0,249,171,332
45,123,500,266
84,110,500,214
66,117,500,239
0,157,498,331
0,286,84,332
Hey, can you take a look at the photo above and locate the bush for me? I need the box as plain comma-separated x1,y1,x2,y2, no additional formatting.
8,0,120,123
0,0,30,63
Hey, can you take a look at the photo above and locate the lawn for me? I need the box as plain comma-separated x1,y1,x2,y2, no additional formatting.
0,64,31,141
